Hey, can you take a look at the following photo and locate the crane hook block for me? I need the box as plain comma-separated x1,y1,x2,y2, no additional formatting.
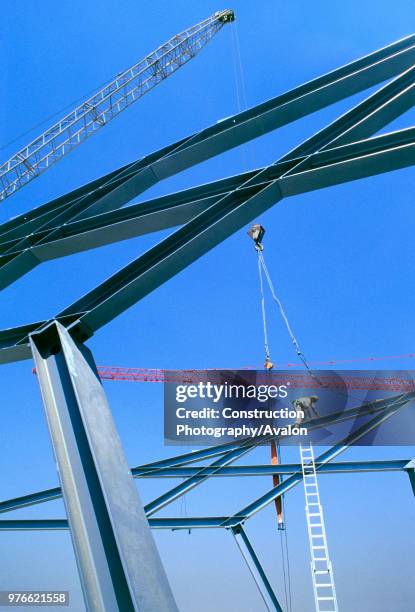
248,224,265,251
217,9,235,23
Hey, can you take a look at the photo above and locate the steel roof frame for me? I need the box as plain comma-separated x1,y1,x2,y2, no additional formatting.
2,32,415,611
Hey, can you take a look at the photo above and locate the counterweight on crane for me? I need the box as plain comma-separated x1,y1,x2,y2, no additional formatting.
0,9,235,202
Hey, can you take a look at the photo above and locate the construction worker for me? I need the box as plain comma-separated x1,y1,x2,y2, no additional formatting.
292,395,320,424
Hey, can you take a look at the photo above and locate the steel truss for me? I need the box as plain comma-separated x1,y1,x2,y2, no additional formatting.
2,31,415,612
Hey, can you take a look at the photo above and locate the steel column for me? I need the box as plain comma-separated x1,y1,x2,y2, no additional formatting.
30,320,178,612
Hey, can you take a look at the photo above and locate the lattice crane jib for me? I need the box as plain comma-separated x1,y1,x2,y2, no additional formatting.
0,9,235,203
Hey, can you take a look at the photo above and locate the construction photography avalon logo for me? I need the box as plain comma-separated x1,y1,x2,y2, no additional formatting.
1,2,415,611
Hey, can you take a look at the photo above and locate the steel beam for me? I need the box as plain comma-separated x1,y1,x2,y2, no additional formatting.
0,161,134,242
0,442,412,532
2,49,415,292
280,63,415,161
221,399,411,526
0,384,412,518
0,486,62,514
143,392,414,516
3,31,414,235
0,34,413,361
144,437,261,516
231,525,283,612
0,517,232,530
1,33,415,293
0,170,256,265
5,55,415,267
1,122,415,365
134,459,411,477
0,459,409,516
30,321,178,612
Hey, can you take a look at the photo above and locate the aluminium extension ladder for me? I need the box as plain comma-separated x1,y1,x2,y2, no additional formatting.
300,444,339,612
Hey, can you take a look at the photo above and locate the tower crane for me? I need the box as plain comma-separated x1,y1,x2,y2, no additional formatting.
0,9,235,203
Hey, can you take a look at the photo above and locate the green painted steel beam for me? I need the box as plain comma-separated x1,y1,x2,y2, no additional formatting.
2,52,415,289
1,123,415,365
1,31,415,293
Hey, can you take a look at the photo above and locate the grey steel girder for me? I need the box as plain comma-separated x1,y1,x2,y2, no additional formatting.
0,35,414,366
0,459,409,517
0,404,410,533
2,48,415,285
1,391,413,517
1,125,415,364
231,525,283,612
30,321,178,612
2,32,415,612
2,31,415,242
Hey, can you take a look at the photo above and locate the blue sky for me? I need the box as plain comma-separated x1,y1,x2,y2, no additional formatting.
1,1,415,610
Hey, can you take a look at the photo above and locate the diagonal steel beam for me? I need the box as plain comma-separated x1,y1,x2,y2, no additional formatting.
0,460,408,517
0,439,252,515
144,438,263,517
46,128,415,339
0,429,411,533
0,48,415,362
280,62,415,161
5,60,415,268
142,391,415,516
0,122,412,371
1,32,415,278
2,50,415,290
231,525,283,612
1,392,411,516
0,161,134,242
221,397,410,527
0,173,255,269
132,459,412,477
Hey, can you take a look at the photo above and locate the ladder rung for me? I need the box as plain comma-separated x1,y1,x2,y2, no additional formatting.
314,570,330,574
315,583,333,588
312,546,326,550
317,596,335,600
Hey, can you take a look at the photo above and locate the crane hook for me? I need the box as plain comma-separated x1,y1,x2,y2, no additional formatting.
247,223,265,251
